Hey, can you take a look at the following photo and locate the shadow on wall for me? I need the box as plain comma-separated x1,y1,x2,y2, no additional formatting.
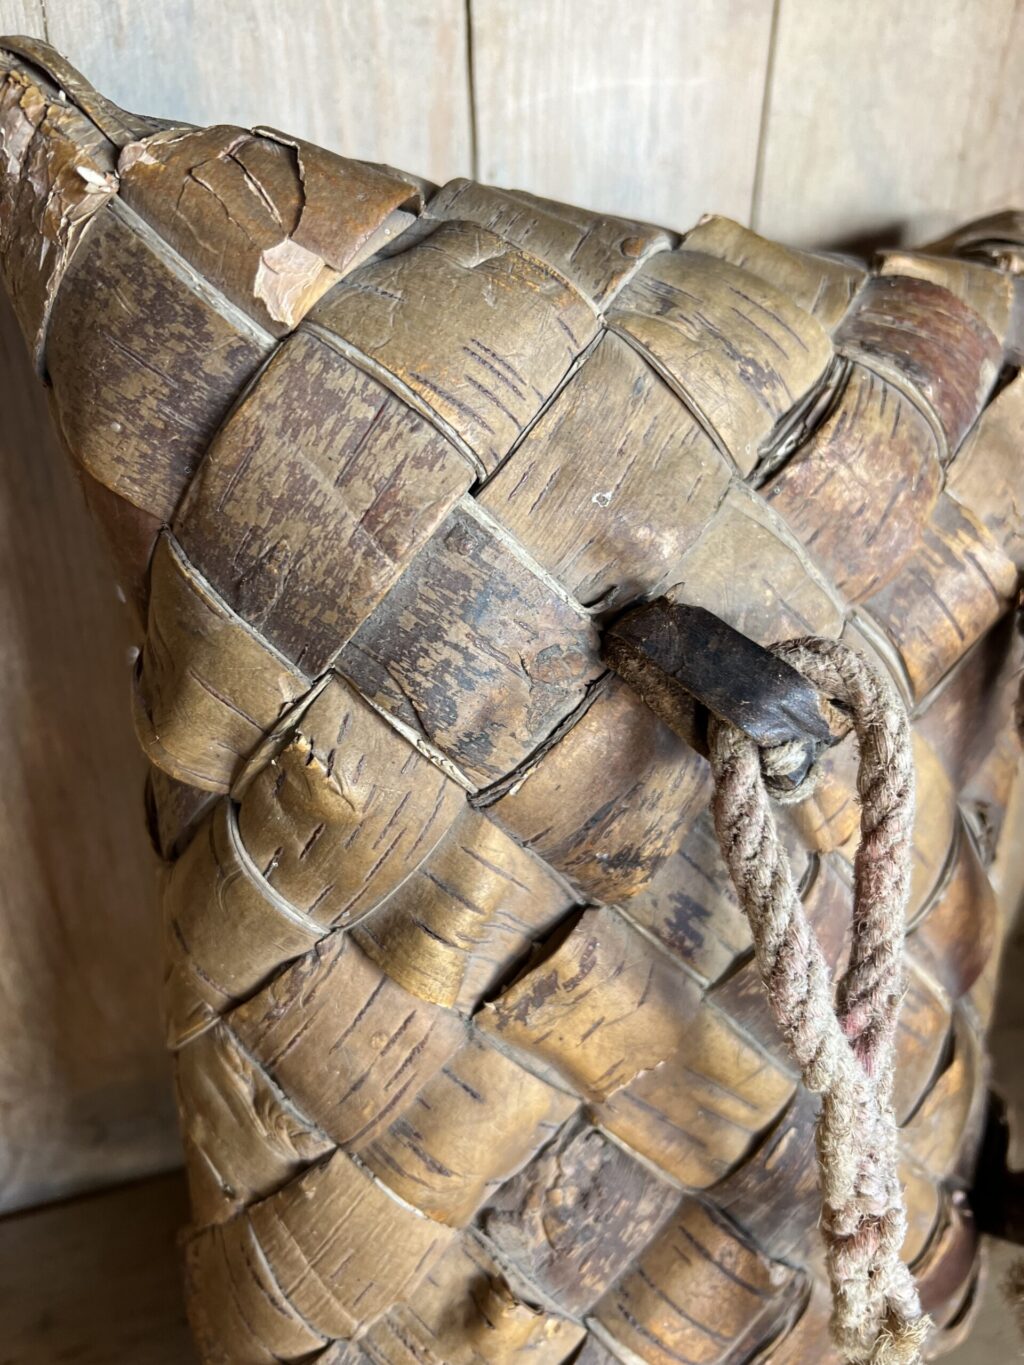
945,769,1024,1364
819,221,909,260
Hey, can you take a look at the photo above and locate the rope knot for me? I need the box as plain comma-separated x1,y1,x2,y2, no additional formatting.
756,651,853,804
758,734,824,804
707,635,931,1365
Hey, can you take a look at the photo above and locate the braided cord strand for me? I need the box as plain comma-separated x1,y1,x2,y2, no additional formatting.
707,637,931,1365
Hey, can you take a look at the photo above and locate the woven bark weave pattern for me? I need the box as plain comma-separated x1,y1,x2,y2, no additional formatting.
2,37,1022,1365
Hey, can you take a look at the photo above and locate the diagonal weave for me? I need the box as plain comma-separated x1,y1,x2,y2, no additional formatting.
2,36,1022,1365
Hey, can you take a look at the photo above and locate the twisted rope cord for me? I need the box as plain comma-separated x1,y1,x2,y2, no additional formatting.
706,637,931,1365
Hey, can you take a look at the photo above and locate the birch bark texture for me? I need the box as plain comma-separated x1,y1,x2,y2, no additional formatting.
1,0,1021,1221
1,30,1021,1365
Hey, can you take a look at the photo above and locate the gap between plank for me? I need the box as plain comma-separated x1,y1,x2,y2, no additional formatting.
749,0,782,233
465,0,480,179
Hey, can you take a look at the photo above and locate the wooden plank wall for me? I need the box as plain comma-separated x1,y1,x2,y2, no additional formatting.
471,0,1024,245
0,291,181,1217
470,0,776,228
0,0,1021,1220
755,0,1024,248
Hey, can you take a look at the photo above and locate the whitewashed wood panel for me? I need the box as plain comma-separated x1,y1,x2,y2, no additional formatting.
25,0,473,186
755,0,1024,249
0,1,42,31
469,0,775,232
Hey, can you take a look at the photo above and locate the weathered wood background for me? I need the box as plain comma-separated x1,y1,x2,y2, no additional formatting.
0,1,1021,1358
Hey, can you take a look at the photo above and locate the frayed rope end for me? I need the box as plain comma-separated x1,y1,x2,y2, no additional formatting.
864,1311,932,1365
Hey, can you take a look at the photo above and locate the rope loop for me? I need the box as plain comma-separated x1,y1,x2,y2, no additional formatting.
706,636,930,1365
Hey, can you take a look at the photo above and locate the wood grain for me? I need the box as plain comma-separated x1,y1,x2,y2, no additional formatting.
2,1170,197,1364
595,1001,796,1189
40,0,473,187
477,331,732,609
470,0,775,231
185,1211,327,1362
710,1088,821,1261
423,178,675,309
622,804,796,984
876,250,1021,354
669,483,846,645
947,371,1024,571
0,2,44,34
863,493,1017,702
485,674,712,903
478,906,705,1102
761,1283,840,1365
0,292,178,1215
892,958,954,1126
352,806,575,1012
135,535,311,794
0,48,116,366
681,215,866,328
162,801,325,1049
311,220,601,479
900,1011,985,1182
47,201,273,527
246,1149,455,1338
908,817,999,1001
174,1021,332,1227
833,274,1000,458
755,0,1024,248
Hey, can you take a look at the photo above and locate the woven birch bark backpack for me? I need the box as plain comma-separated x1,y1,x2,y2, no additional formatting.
3,36,1022,1365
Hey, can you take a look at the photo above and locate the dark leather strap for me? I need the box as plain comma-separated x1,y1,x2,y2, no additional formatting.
603,597,845,792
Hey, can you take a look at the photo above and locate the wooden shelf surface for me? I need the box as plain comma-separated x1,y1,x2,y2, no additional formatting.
3,1170,197,1364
